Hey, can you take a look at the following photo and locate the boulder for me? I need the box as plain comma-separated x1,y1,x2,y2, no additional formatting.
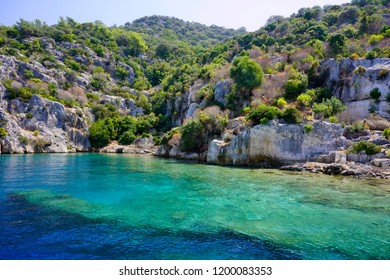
207,121,347,166
371,158,390,169
213,80,232,106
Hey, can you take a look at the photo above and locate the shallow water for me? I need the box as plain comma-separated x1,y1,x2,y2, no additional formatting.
0,154,389,259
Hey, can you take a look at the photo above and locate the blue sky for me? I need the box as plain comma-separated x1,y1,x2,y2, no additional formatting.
1,0,350,31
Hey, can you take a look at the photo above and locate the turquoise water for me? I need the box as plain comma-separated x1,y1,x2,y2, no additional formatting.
0,154,389,259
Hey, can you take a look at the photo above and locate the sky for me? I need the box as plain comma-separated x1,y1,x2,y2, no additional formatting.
1,0,351,31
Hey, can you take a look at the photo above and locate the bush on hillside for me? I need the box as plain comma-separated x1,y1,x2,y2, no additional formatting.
246,104,281,125
348,140,381,155
229,56,264,91
282,106,303,124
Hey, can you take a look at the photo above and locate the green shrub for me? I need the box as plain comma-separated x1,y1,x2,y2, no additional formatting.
282,106,303,124
370,88,381,101
93,66,105,74
284,77,308,100
118,131,136,145
18,134,29,145
86,92,99,102
91,103,119,120
260,118,269,125
181,119,204,152
346,121,366,133
383,128,390,140
348,140,381,155
312,97,346,118
229,56,264,91
24,69,34,79
297,93,312,107
368,34,384,45
303,123,314,133
0,127,7,138
116,67,129,81
89,119,112,148
276,97,287,108
2,80,34,101
328,116,339,123
246,104,281,125
69,60,81,72
353,65,366,75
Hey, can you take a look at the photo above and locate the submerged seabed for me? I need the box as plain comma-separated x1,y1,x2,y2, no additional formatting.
0,154,389,260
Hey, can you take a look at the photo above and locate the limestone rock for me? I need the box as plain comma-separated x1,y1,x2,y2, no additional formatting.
321,58,390,122
207,121,347,166
371,158,390,169
213,80,232,106
0,95,90,153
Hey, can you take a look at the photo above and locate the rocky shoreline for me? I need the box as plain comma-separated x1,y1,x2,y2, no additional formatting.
281,161,390,179
99,137,158,155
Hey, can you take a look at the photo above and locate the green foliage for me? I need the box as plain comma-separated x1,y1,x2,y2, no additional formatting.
328,33,347,54
348,140,381,155
312,97,346,118
297,93,312,107
246,104,281,124
118,131,136,145
0,127,7,138
18,134,29,145
26,112,33,119
65,58,81,72
282,106,303,124
277,97,287,108
303,123,314,133
24,69,34,79
91,103,120,120
347,121,366,133
328,116,339,123
368,34,384,45
180,119,204,152
284,72,308,100
86,92,99,102
93,66,105,74
146,62,172,86
115,67,129,81
383,128,390,140
229,56,264,91
6,29,20,38
126,15,245,47
155,43,172,59
89,119,112,148
180,109,228,152
370,87,381,100
2,80,33,100
354,65,366,75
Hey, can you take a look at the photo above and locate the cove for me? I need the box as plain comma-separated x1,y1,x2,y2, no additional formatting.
0,153,389,260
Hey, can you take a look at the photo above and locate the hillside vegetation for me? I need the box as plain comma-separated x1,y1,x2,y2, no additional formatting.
0,0,390,156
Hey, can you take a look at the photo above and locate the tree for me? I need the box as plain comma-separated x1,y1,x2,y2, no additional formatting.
155,43,172,59
338,6,361,25
312,97,346,118
328,33,347,54
229,56,264,91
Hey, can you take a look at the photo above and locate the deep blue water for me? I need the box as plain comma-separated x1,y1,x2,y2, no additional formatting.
0,154,389,260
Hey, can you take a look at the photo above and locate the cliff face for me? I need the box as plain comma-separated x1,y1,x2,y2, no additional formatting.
0,94,91,154
0,40,144,154
207,121,347,166
321,58,390,122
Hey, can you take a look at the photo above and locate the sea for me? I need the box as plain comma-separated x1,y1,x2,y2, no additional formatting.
0,153,389,260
